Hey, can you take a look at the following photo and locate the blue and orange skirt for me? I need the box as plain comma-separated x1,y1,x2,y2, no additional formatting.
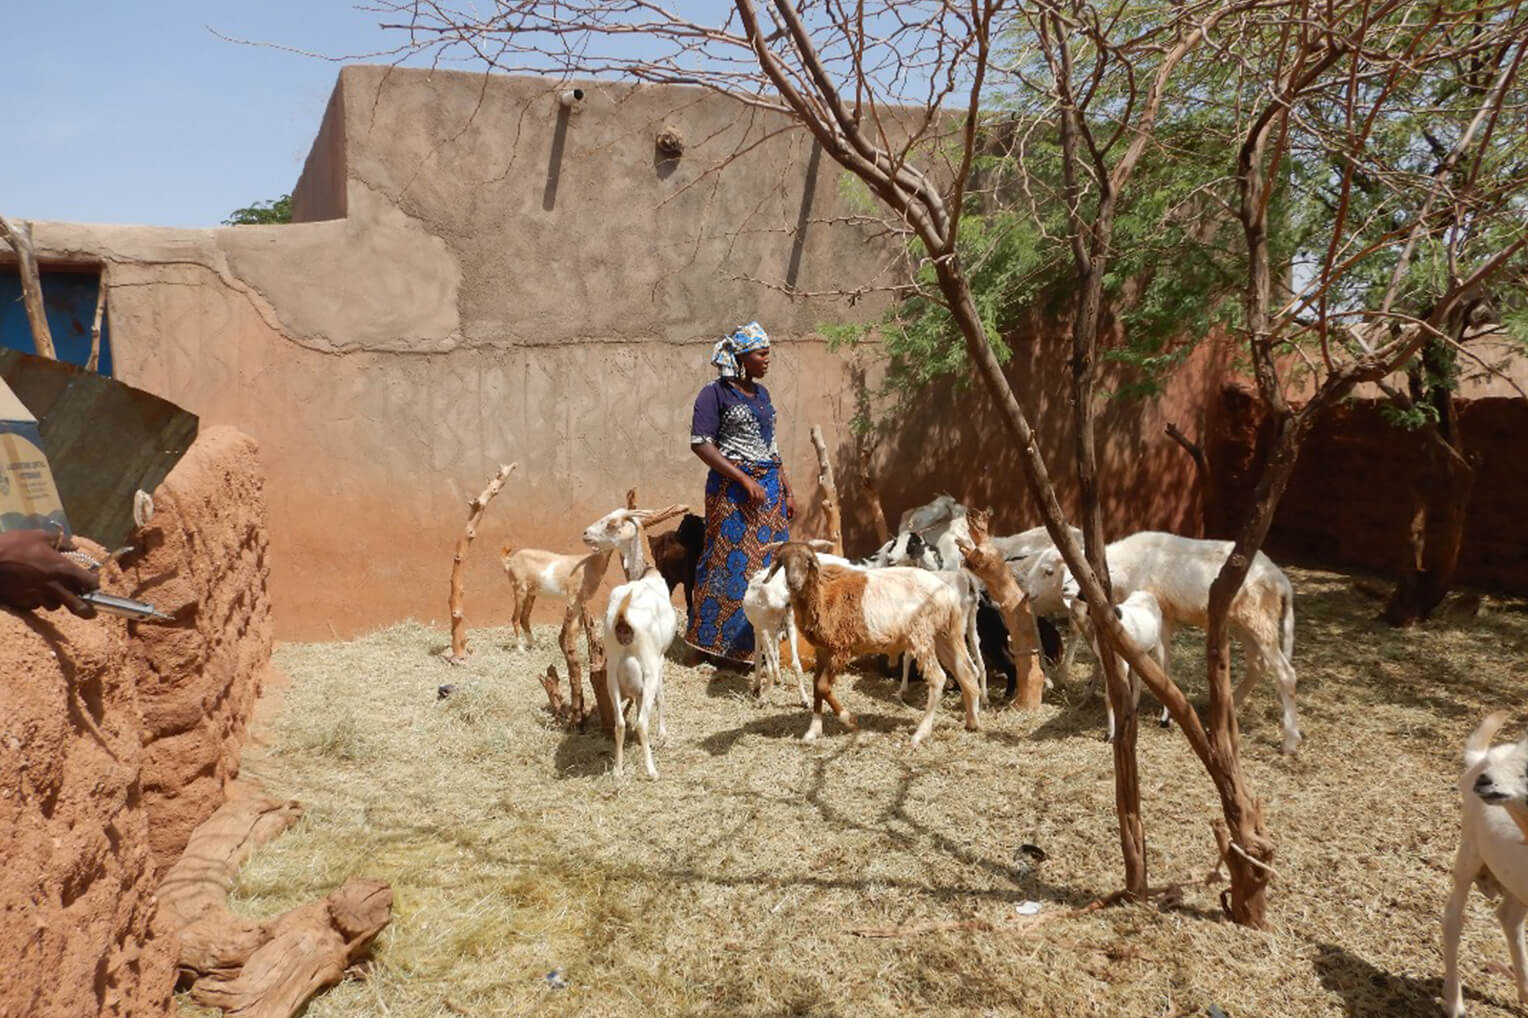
684,460,790,663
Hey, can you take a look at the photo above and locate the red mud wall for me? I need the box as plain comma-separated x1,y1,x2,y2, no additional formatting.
1211,387,1528,594
0,425,271,1018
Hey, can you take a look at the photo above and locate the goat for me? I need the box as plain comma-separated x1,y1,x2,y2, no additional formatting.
743,549,857,708
1033,531,1300,754
581,507,677,778
1444,713,1528,1017
886,531,989,707
765,540,982,745
648,512,705,614
499,544,611,651
1065,589,1167,742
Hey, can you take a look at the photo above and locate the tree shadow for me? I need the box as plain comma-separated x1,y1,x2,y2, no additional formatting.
1312,942,1448,1018
697,709,918,757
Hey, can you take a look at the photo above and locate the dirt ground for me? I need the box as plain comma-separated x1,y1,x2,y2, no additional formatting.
189,565,1528,1018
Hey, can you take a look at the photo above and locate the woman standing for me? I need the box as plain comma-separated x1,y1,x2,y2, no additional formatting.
685,321,797,665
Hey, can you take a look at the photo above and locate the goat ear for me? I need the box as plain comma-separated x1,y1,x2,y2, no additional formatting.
807,539,836,552
764,559,783,582
760,540,784,553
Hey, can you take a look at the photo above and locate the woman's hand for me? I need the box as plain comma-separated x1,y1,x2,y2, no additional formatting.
784,489,797,521
741,478,768,506
0,529,100,617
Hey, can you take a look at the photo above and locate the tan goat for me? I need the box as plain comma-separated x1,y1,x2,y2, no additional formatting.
499,544,611,651
765,540,982,745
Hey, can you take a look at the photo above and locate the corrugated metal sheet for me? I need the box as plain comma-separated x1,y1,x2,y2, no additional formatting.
0,350,196,547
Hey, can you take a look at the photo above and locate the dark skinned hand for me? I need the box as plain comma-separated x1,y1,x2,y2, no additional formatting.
0,529,100,617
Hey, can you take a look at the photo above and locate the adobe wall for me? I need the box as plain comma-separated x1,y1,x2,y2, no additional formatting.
27,67,1232,638
1211,387,1528,593
0,426,271,1018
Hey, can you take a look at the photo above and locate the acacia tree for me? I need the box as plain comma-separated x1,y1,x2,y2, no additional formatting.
371,0,1527,926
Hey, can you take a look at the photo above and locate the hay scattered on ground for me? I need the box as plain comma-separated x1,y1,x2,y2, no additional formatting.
199,567,1528,1017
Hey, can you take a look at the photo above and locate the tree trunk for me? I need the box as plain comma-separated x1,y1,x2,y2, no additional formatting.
1385,437,1475,625
854,444,893,546
0,214,58,360
86,267,108,373
809,425,842,555
445,462,517,662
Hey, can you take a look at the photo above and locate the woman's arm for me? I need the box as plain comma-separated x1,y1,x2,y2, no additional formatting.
778,462,797,521
692,441,766,505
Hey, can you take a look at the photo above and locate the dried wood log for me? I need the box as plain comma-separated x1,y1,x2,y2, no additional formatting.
960,509,1046,709
159,796,393,1018
87,267,107,373
446,462,517,662
0,214,56,359
809,425,842,555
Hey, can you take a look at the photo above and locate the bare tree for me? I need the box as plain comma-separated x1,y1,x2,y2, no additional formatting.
0,213,57,360
372,0,1527,927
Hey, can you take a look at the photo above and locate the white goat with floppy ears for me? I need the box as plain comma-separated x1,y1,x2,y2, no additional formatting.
1064,589,1166,742
886,530,989,708
582,507,676,779
1444,712,1528,1017
1030,530,1301,755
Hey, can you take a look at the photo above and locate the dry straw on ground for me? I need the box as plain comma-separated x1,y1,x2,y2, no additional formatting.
189,566,1528,1018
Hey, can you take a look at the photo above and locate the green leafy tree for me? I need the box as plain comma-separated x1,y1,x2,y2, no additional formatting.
223,194,293,226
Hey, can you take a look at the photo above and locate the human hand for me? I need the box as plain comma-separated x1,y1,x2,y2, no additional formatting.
0,529,101,617
741,478,767,506
785,491,797,521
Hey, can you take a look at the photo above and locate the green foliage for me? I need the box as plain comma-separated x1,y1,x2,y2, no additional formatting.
223,193,293,226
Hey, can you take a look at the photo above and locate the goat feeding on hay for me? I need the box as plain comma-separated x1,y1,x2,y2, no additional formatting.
764,540,982,745
582,507,676,779
499,545,610,651
1444,712,1528,1017
1030,530,1301,755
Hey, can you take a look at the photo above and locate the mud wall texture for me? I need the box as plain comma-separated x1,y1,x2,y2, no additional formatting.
28,66,1245,638
1211,387,1528,594
0,426,271,1018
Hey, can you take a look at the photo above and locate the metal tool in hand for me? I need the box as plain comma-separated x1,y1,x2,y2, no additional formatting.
60,546,175,623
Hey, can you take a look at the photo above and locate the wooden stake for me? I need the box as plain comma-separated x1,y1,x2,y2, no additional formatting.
445,462,517,663
959,509,1046,709
0,214,57,360
809,425,842,555
86,266,107,373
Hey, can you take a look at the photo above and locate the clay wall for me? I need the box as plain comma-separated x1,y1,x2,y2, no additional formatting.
1211,387,1528,593
0,426,271,1018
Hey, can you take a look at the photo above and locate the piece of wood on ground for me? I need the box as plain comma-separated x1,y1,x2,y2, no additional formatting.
159,796,393,1018
808,425,842,554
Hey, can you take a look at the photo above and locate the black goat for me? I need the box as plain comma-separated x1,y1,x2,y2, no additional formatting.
649,513,706,614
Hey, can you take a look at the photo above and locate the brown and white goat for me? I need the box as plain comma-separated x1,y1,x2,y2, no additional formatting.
765,540,982,745
500,545,611,651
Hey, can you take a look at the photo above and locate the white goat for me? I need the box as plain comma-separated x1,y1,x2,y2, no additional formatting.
1064,589,1166,742
1444,712,1528,1017
582,508,676,779
1034,531,1301,754
765,540,982,746
499,544,610,651
744,549,856,708
886,531,989,707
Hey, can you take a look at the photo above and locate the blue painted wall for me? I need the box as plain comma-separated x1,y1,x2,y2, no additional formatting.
0,270,114,376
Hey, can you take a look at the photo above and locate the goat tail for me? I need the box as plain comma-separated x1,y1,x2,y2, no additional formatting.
613,590,636,646
1466,711,1508,767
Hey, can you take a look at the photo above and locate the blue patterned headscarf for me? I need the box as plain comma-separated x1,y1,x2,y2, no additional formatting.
710,321,770,379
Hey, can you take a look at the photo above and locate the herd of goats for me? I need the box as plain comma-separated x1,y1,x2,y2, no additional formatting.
496,493,1528,1012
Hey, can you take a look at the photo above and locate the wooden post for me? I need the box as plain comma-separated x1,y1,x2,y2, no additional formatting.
959,509,1046,709
445,462,517,663
809,425,842,555
0,214,57,360
86,266,108,373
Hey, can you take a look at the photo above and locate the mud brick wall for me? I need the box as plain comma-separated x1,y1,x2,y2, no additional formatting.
1211,386,1528,594
0,426,272,1018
